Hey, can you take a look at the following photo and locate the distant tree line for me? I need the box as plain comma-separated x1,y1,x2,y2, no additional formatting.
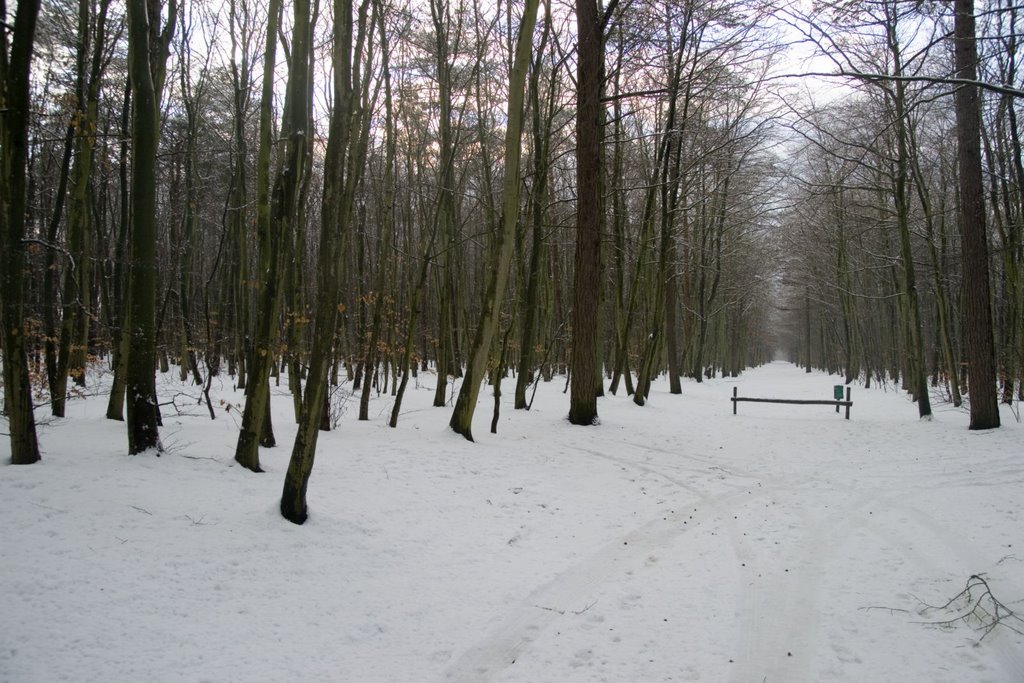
777,1,1010,430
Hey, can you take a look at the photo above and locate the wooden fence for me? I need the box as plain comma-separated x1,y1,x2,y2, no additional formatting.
731,386,852,419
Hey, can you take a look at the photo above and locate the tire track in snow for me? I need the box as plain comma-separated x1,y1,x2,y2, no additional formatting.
729,491,880,683
443,444,767,683
574,442,840,682
619,439,781,490
728,485,1024,683
606,438,879,681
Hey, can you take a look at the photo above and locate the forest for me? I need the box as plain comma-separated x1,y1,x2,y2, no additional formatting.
1,0,1021,521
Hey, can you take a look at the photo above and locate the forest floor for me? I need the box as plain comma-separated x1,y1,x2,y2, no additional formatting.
2,361,1024,682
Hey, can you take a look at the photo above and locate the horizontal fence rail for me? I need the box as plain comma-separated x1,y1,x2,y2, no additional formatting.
731,386,852,419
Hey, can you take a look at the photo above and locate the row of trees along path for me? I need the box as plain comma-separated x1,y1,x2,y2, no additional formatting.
2,0,1011,521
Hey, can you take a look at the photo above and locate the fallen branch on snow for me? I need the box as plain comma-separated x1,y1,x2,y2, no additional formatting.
533,600,598,616
914,574,1024,642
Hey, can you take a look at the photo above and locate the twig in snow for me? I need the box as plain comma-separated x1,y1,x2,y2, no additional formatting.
532,600,599,616
30,501,68,513
860,605,911,616
573,600,598,615
534,604,566,615
158,391,207,417
129,505,153,516
915,574,1024,642
184,514,208,526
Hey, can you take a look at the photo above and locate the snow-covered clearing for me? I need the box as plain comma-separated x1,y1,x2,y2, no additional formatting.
2,361,1023,682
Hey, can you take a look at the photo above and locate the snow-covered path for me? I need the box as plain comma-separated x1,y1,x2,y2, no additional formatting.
2,362,1023,682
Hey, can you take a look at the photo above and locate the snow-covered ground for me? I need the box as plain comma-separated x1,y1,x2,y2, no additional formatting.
2,361,1023,682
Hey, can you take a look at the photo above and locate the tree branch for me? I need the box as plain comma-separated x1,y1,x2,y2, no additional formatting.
773,70,1024,99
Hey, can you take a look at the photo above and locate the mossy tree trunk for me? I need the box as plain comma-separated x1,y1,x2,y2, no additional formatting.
449,0,540,440
123,0,175,454
282,0,372,523
234,0,288,472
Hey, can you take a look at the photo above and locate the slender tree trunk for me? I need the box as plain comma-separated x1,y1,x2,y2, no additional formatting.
359,1,395,422
804,286,812,372
883,9,931,418
607,34,630,397
105,82,132,421
450,0,539,440
390,236,437,428
282,0,370,523
176,14,205,389
910,133,962,406
66,0,110,391
234,0,287,471
431,0,458,409
43,125,74,415
514,13,553,410
635,20,690,402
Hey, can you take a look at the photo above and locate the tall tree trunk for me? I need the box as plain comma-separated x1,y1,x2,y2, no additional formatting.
568,0,602,425
954,0,1000,429
431,0,458,409
123,0,175,454
0,0,43,464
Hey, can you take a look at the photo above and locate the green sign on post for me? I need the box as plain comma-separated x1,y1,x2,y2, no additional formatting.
833,385,844,400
